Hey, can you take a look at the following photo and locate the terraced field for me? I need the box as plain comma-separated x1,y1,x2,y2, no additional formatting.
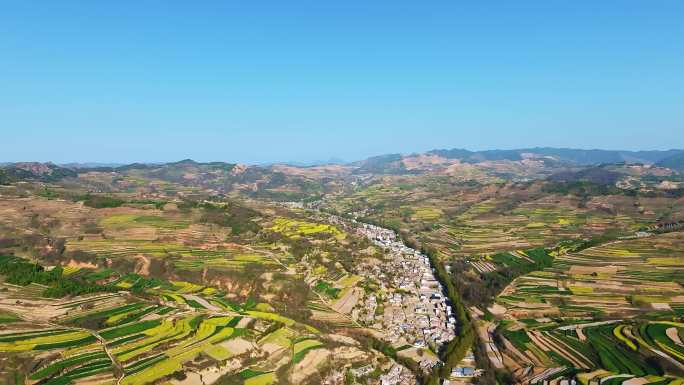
441,202,645,257
498,319,684,384
0,193,396,385
0,260,369,385
498,232,684,319
66,238,284,276
269,218,344,239
493,232,684,383
326,179,663,260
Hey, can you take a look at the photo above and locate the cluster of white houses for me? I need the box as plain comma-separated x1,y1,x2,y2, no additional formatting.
356,223,457,351
379,364,417,385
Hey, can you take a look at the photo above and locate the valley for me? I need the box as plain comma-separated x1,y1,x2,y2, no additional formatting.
0,148,683,385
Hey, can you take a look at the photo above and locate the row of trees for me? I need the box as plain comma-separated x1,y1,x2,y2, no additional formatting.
420,246,476,385
450,248,554,308
348,331,426,382
0,255,116,298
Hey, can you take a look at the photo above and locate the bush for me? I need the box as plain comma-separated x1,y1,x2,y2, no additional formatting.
198,202,261,235
80,194,125,208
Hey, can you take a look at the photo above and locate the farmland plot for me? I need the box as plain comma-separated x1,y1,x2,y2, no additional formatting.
494,232,684,383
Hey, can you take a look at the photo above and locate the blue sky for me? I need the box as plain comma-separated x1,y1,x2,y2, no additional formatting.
1,1,683,164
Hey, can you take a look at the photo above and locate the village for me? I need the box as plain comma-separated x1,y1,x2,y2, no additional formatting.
302,209,483,384
354,222,457,363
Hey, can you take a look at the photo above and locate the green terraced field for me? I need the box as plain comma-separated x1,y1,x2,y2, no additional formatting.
495,232,684,383
497,233,684,319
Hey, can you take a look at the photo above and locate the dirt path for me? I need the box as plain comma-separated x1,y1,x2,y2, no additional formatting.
312,290,362,328
242,245,295,274
242,244,362,328
666,327,683,346
46,321,125,385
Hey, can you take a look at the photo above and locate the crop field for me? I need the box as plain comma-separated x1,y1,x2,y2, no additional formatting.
66,239,283,274
0,258,358,385
440,203,645,257
68,239,236,259
327,179,663,261
269,218,344,239
99,214,191,230
497,232,684,319
498,319,684,384
0,311,19,324
307,298,356,328
0,329,95,352
492,232,684,383
411,207,444,221
243,372,276,385
292,338,324,363
0,195,379,385
173,253,279,271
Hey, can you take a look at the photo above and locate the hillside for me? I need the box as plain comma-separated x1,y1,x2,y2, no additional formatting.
0,163,77,184
657,153,684,171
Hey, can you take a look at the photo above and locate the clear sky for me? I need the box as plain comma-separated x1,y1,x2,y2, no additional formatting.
1,1,683,164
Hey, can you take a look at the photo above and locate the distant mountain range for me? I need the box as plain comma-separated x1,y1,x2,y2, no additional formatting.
0,162,78,184
2,148,683,187
426,147,684,165
345,148,684,176
656,153,684,171
60,162,126,169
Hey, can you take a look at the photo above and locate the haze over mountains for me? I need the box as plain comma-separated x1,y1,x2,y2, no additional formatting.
3,147,684,182
2,147,683,201
7,147,684,170
426,147,684,166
